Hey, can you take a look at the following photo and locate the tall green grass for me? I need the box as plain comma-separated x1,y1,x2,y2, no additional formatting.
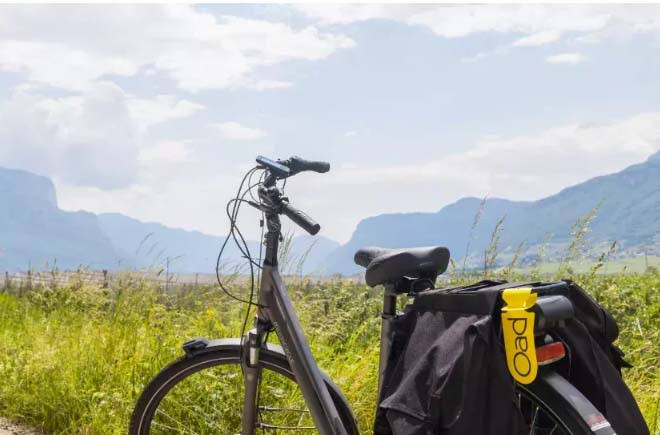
0,270,659,434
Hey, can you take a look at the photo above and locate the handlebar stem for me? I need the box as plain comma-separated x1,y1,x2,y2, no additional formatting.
263,170,278,188
263,212,281,267
258,184,284,266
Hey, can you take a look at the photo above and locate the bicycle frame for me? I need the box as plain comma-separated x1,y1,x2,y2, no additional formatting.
132,158,624,435
239,209,398,435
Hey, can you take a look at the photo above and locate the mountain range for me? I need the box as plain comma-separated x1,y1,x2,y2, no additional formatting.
0,151,658,274
97,213,339,274
0,168,117,270
327,151,660,273
0,169,337,273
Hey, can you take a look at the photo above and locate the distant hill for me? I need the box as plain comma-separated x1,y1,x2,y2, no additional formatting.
96,213,236,273
97,213,338,274
0,167,117,270
326,151,660,274
0,167,339,273
1,152,658,274
286,235,340,275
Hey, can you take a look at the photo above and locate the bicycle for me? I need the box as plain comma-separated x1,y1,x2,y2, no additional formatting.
130,155,616,435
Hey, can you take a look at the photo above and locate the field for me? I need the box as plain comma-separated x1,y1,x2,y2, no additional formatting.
0,270,659,434
514,255,660,275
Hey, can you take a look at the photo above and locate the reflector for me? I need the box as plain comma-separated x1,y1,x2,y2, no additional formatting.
536,341,566,366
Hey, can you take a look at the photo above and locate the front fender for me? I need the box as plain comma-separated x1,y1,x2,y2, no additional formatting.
182,336,286,358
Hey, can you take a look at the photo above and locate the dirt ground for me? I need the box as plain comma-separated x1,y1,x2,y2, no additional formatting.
0,419,39,435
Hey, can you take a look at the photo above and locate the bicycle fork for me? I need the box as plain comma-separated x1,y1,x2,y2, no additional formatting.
241,326,264,435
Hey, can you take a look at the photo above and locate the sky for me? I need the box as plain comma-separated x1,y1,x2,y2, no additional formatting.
1,4,660,243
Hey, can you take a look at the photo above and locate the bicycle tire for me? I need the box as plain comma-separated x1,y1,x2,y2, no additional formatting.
517,370,616,435
131,344,613,435
130,342,359,435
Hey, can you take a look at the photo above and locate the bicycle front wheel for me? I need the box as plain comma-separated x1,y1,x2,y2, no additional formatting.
130,340,359,435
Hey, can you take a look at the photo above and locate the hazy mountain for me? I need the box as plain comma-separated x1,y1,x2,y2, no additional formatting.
0,167,117,270
1,152,658,274
0,167,339,273
96,213,338,274
285,235,341,275
96,213,237,273
326,151,660,274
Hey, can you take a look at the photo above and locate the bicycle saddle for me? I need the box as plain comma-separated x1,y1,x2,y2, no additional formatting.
354,246,450,287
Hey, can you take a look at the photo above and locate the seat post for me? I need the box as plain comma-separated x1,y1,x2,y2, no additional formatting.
378,285,398,399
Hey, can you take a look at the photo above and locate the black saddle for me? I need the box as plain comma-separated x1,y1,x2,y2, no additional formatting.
354,246,450,287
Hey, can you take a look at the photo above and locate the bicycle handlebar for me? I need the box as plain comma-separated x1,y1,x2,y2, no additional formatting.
255,155,328,235
256,155,330,179
281,200,321,235
285,156,330,175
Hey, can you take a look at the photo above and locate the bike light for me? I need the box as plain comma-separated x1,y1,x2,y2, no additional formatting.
536,341,566,366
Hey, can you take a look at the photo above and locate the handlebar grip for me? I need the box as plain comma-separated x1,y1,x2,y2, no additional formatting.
288,156,330,174
281,201,321,235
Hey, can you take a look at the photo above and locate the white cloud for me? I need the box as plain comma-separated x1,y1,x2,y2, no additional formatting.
139,140,191,163
212,122,267,141
452,114,660,187
406,5,612,39
0,4,354,92
251,80,294,91
344,131,357,137
0,82,138,189
546,52,585,65
296,4,660,48
295,4,432,25
46,109,660,243
0,41,136,92
329,113,660,195
127,95,204,132
513,30,562,47
284,113,660,241
461,45,510,63
0,83,202,189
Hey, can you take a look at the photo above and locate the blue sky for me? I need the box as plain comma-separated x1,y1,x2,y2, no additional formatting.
1,4,659,242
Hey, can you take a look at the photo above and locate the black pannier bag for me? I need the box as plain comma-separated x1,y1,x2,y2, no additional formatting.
373,279,648,435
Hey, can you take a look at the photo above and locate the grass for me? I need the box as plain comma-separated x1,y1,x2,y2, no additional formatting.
514,256,660,275
0,270,658,434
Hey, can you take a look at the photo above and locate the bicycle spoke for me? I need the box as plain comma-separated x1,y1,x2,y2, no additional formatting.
259,406,310,413
517,389,567,435
151,419,200,435
160,397,215,420
143,362,319,434
529,405,540,435
156,406,225,433
257,423,317,431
